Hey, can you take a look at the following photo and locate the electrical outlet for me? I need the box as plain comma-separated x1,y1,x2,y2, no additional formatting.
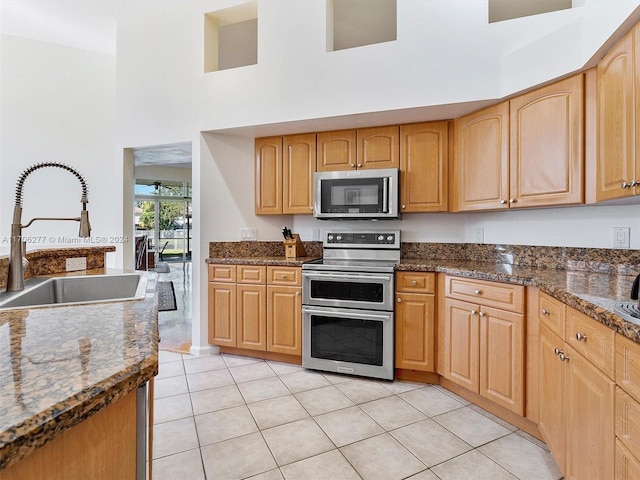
474,228,484,244
240,228,257,241
613,227,631,248
66,257,87,272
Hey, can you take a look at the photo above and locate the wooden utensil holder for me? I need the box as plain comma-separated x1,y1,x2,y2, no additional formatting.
284,234,306,259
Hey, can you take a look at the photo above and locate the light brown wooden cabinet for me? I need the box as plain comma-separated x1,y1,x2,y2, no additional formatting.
395,272,436,371
399,122,449,212
596,24,640,201
538,304,615,480
317,127,399,171
615,334,640,479
255,134,315,215
452,74,584,211
442,276,525,415
208,264,302,358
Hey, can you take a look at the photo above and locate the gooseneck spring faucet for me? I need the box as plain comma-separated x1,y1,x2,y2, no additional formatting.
7,162,91,292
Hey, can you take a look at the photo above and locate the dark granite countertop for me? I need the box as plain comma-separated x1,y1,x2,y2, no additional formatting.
0,268,158,470
206,256,319,267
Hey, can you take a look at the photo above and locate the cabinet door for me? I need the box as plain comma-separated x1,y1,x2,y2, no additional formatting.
357,125,399,170
283,134,316,214
565,345,615,480
255,137,283,214
538,323,566,474
510,74,584,208
236,285,266,351
395,292,435,371
399,122,448,212
452,102,509,211
208,282,237,347
267,286,302,355
443,298,479,392
617,439,640,480
317,130,357,171
598,30,635,201
479,305,524,415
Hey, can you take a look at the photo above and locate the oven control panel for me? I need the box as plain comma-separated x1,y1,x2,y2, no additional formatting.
324,231,400,248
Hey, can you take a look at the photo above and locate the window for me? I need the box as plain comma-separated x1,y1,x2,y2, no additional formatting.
328,0,397,52
204,1,257,72
488,0,572,23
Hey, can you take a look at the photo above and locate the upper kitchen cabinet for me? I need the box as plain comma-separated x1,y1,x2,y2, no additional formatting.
452,102,510,212
357,126,400,170
283,134,316,214
255,134,315,215
317,130,357,171
255,137,282,215
510,73,584,208
452,74,584,211
596,25,640,201
317,127,399,171
400,122,448,212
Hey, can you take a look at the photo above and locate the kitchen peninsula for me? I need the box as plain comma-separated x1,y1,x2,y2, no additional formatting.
0,247,159,479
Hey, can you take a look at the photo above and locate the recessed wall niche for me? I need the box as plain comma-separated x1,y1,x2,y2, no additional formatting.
327,0,397,52
204,1,257,72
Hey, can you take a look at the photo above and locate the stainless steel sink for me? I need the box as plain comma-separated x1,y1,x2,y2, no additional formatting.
0,273,147,310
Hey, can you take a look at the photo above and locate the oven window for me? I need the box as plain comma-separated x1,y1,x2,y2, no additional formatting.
310,279,384,303
310,314,383,366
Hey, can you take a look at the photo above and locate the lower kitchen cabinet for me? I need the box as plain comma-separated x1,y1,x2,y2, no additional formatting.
442,276,524,415
617,439,640,480
267,285,302,355
538,305,615,480
615,334,640,479
208,264,302,358
395,272,436,371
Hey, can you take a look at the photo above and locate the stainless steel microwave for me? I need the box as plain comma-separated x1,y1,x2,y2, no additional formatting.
313,168,400,220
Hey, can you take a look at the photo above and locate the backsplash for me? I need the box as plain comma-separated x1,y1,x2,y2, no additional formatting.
208,241,639,276
0,247,115,290
401,243,640,276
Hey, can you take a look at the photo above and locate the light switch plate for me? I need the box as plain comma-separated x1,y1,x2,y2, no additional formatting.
240,228,258,241
66,257,87,271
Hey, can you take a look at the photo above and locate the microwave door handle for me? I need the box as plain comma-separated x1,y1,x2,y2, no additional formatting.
382,177,389,213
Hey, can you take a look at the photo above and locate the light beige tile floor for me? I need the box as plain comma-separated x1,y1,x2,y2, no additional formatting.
152,350,564,480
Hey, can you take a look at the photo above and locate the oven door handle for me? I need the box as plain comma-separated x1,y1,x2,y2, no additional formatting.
303,306,392,321
303,272,393,282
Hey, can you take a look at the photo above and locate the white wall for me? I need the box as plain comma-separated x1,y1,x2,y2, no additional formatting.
0,33,120,264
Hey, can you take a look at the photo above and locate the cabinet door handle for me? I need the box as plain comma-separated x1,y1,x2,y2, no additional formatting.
575,332,587,342
509,198,517,204
470,309,477,315
541,308,550,316
310,206,314,210
397,298,402,303
357,163,362,168
479,311,485,317
402,204,406,209
622,181,631,189
474,289,481,295
559,352,570,362
296,291,300,296
554,348,562,356
350,163,356,168
631,180,638,187
500,200,507,204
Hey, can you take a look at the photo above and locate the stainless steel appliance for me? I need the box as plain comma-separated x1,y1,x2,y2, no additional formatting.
615,274,640,323
313,168,400,220
302,230,400,380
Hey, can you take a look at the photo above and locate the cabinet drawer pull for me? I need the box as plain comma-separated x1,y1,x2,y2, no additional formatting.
541,308,550,316
575,332,587,342
280,274,286,279
412,280,418,286
474,289,481,295
559,352,570,362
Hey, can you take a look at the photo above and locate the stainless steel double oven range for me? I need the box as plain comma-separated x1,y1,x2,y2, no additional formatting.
302,230,400,380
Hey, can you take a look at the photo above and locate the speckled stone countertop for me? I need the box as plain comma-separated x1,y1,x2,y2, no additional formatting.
206,256,319,267
0,268,158,471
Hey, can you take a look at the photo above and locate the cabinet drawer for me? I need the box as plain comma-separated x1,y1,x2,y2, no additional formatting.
616,334,640,404
617,387,640,462
208,264,237,283
616,438,640,480
267,266,301,286
566,307,615,379
396,272,435,294
445,276,524,313
237,265,266,284
538,292,566,338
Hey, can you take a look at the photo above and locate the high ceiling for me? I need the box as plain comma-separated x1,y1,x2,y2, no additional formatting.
132,142,192,169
